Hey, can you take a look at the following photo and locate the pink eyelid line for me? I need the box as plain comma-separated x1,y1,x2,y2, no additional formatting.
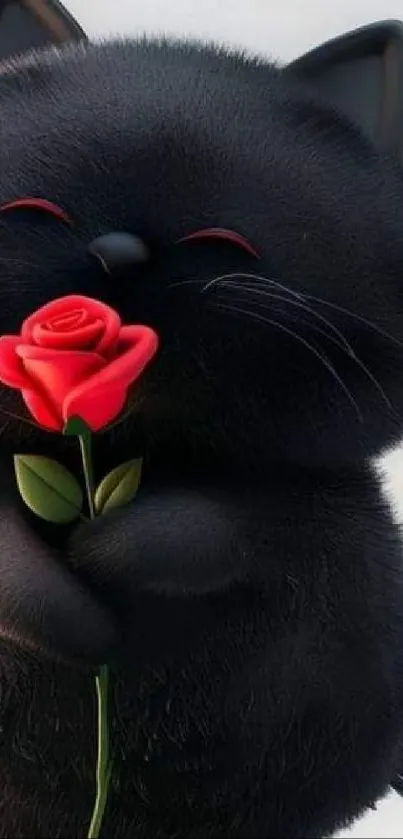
177,228,260,259
0,197,73,227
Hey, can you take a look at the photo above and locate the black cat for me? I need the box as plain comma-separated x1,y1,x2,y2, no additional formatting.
1,35,403,838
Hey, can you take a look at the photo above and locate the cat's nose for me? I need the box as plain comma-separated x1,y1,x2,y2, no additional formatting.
88,232,150,274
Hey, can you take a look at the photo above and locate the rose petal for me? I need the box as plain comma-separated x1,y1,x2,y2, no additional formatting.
21,296,92,342
63,325,159,431
17,346,105,423
21,386,63,431
0,336,31,388
47,310,89,331
93,305,121,355
65,385,128,432
32,319,104,349
21,295,121,354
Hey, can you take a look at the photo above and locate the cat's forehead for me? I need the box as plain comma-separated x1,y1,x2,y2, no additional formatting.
0,41,293,238
0,37,390,257
0,39,298,176
0,39,274,120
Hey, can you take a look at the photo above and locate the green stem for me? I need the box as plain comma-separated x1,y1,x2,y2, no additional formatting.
79,433,96,520
79,433,111,839
87,666,111,839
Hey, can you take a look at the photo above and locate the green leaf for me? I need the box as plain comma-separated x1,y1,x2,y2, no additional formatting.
63,415,92,438
94,459,143,515
14,454,83,524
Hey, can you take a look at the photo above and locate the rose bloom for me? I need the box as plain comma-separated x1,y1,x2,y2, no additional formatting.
0,295,158,431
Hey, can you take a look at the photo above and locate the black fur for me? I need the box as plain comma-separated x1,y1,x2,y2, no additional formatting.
1,37,403,837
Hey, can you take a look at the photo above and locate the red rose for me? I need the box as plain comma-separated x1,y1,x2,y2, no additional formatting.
0,295,158,431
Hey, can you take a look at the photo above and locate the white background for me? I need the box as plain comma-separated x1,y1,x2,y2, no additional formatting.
64,1,403,835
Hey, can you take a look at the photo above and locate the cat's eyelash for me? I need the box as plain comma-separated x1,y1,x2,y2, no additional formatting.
177,228,260,259
0,197,73,227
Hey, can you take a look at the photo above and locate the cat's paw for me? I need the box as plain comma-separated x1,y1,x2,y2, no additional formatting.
67,484,249,598
62,483,255,662
0,458,118,662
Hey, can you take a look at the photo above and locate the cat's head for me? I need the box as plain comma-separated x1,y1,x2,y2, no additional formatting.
1,37,403,471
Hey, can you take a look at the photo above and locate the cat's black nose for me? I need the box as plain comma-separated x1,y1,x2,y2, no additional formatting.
88,232,150,274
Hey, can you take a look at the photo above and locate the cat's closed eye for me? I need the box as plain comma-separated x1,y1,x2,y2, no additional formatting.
0,196,72,225
178,227,260,258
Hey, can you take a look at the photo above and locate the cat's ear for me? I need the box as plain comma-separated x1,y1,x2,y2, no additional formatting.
285,20,403,163
0,0,86,64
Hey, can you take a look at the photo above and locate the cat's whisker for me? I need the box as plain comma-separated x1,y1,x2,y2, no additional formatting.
304,293,403,352
202,272,303,300
216,280,352,353
0,406,40,429
0,258,44,269
166,269,394,413
213,302,364,422
167,278,207,290
215,281,392,411
209,273,403,352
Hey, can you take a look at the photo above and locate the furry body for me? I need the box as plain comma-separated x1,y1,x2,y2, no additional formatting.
0,38,403,837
